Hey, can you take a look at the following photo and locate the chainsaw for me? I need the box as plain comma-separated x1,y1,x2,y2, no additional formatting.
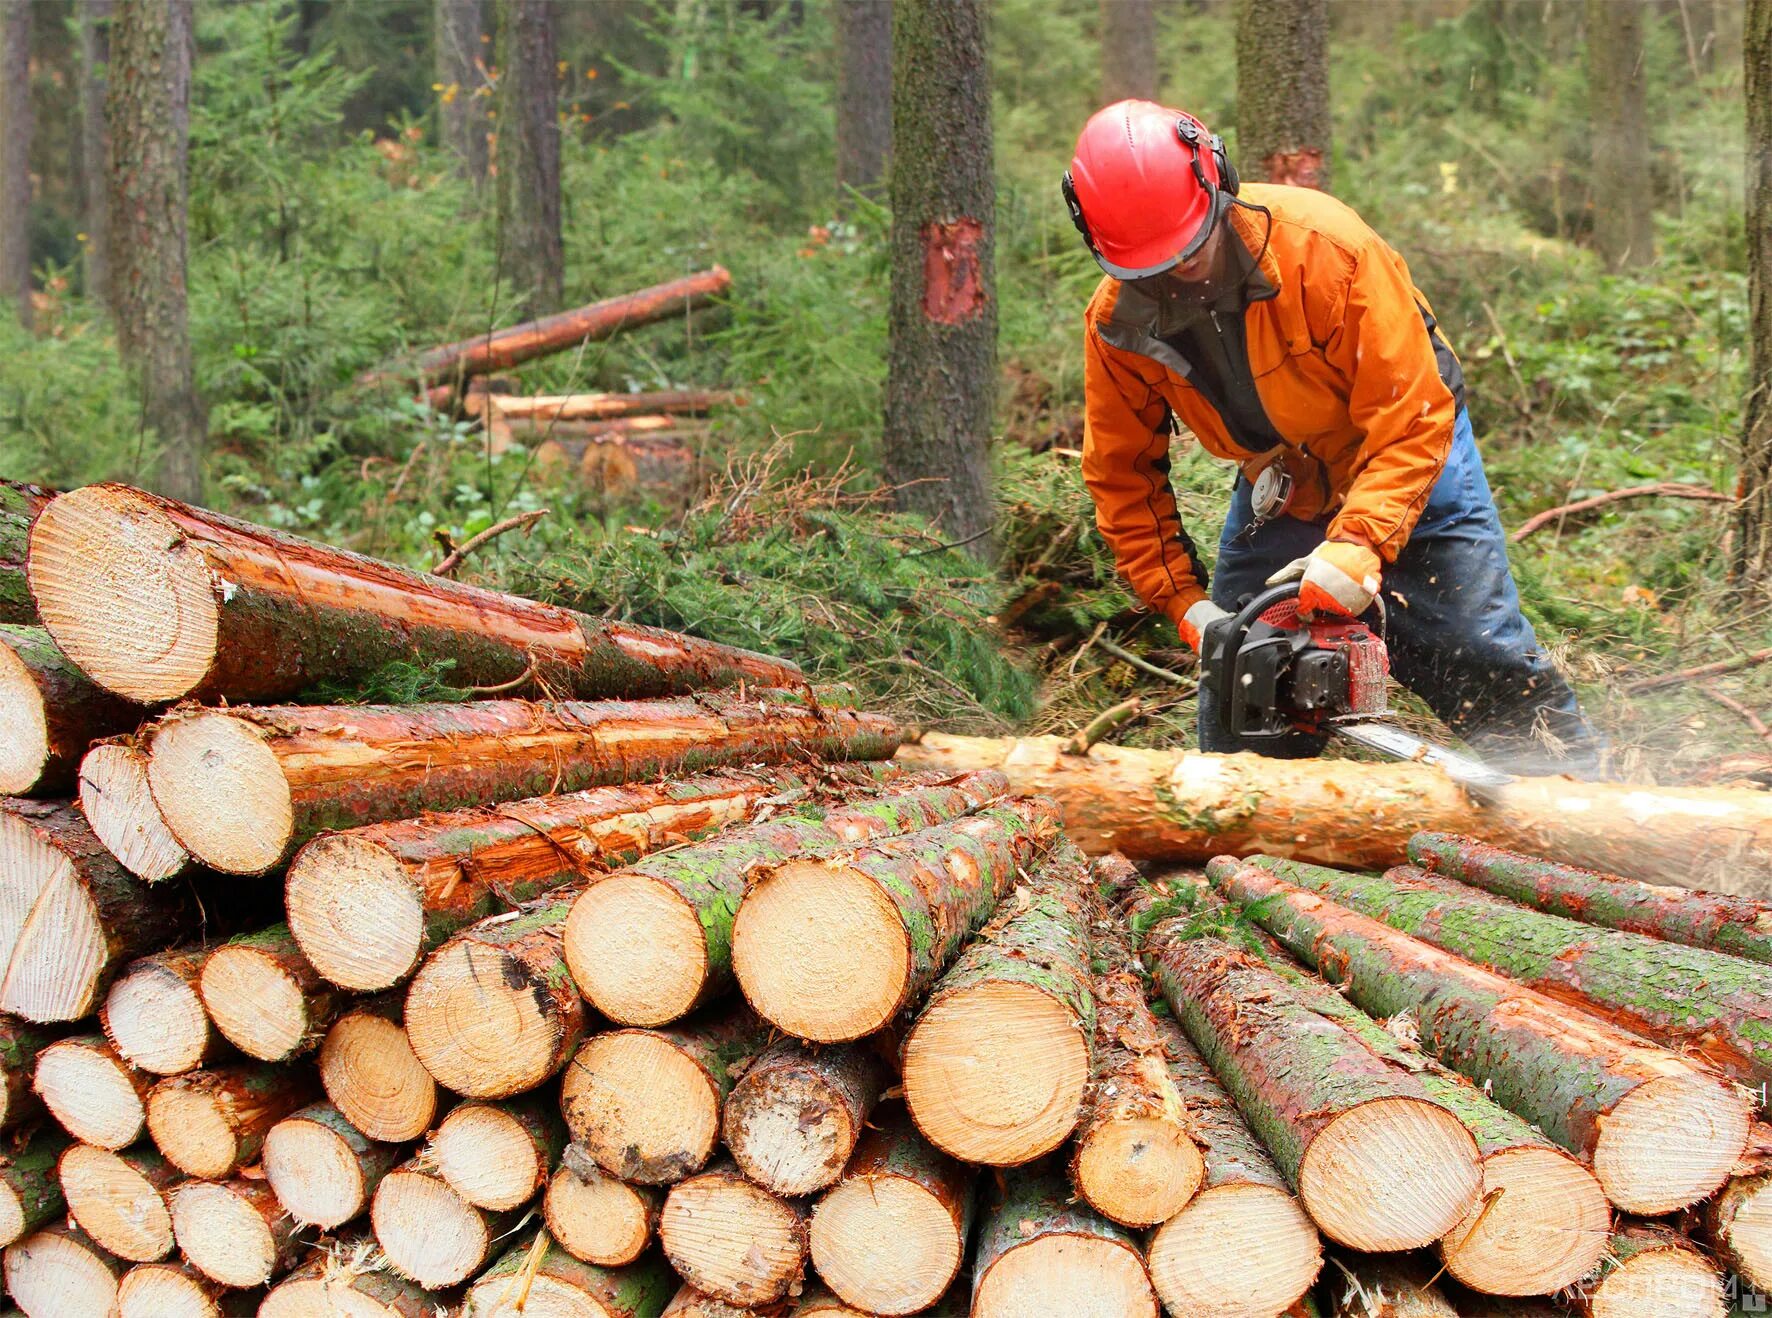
1197,583,1514,796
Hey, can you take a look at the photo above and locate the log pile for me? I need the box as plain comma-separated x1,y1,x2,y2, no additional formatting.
4,480,1772,1317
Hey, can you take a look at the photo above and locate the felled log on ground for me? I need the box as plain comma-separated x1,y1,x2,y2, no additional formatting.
78,741,193,883
722,1038,886,1197
464,1232,678,1317
317,994,439,1143
2,1223,126,1318
430,1096,564,1211
0,626,137,796
1575,1223,1725,1317
261,1101,399,1229
197,924,344,1062
169,1176,300,1289
57,1143,176,1263
29,481,804,707
658,1159,808,1308
101,945,222,1076
144,1062,317,1179
538,433,703,508
466,385,740,422
486,407,702,452
370,1158,516,1290
544,1146,663,1267
0,1128,67,1248
33,1035,152,1150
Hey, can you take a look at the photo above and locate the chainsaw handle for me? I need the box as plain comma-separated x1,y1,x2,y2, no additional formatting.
1230,581,1388,642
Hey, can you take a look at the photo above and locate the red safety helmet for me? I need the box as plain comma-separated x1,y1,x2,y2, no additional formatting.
1063,100,1237,279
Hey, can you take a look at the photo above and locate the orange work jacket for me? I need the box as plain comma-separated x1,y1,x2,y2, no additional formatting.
1080,182,1463,628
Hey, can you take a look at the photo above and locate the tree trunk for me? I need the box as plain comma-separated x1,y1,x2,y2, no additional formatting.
1736,0,1772,590
261,1101,398,1230
883,0,996,555
544,1149,663,1267
722,1038,886,1197
805,1106,973,1316
494,0,563,315
0,1129,68,1249
733,798,1057,1043
834,0,891,202
371,1159,520,1289
0,1,31,329
1588,0,1656,270
144,1061,318,1179
432,1096,565,1211
466,1233,678,1318
80,741,193,884
0,626,140,798
197,924,345,1062
260,1252,440,1318
34,1035,153,1151
317,994,440,1144
120,1260,257,1318
1235,0,1330,189
435,0,488,181
658,1159,808,1308
30,482,805,709
566,770,1008,1028
1575,1223,1724,1315
108,0,205,501
2,1224,126,1316
1707,1168,1772,1295
1207,859,1753,1215
170,1177,300,1288
0,480,51,626
78,0,114,306
58,1143,177,1264
1099,0,1158,105
101,944,220,1076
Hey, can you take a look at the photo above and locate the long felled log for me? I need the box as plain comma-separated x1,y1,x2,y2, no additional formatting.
659,1159,808,1308
170,1177,300,1289
260,1244,440,1318
34,1035,152,1149
1576,1223,1725,1316
147,687,893,875
262,1101,400,1229
464,1232,678,1318
371,1158,517,1290
0,481,50,626
319,995,440,1143
545,1146,663,1267
733,798,1058,1043
1410,831,1772,963
0,627,137,796
3,1223,126,1318
145,1062,317,1179
723,1039,886,1197
895,731,1772,889
1208,859,1753,1214
198,925,345,1062
431,1096,564,1211
78,741,192,883
0,1127,67,1247
102,945,222,1076
566,769,1008,1027
58,1143,177,1263
0,799,187,1021
468,386,740,422
118,1260,257,1318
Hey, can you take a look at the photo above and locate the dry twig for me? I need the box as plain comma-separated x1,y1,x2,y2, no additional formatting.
1700,685,1772,748
1627,647,1772,694
1066,697,1144,756
431,508,550,577
1510,482,1729,543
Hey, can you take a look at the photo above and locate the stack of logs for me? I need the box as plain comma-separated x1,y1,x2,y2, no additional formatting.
0,478,1770,1316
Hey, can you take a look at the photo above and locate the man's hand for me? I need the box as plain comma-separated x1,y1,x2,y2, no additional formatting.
1178,598,1231,652
1267,540,1382,619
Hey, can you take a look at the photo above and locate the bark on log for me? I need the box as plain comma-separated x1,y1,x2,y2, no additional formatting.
1410,831,1772,964
806,1106,973,1316
117,1260,258,1317
1207,859,1753,1214
101,945,221,1076
733,797,1058,1042
198,925,345,1062
1575,1223,1725,1316
970,1161,1158,1318
262,1101,400,1229
0,626,138,797
723,1038,886,1197
568,768,1008,1027
543,1146,662,1267
35,1034,151,1150
318,994,440,1143
0,799,187,1021
370,1158,518,1290
2,1223,126,1318
431,1095,564,1211
29,481,803,708
0,1126,66,1247
463,1231,677,1317
57,1142,177,1263
0,1017,55,1131
1326,1255,1458,1317
79,741,192,882
1143,916,1483,1251
359,267,732,388
901,839,1095,1166
259,1243,440,1318
561,1002,773,1185
466,386,739,422
0,481,50,626
147,687,893,875
658,1159,808,1308
144,1062,318,1179
793,1284,966,1317
895,731,1772,892
170,1176,300,1288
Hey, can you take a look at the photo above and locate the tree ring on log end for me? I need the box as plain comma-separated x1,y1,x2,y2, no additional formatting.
1074,1115,1205,1228
145,1085,237,1179
565,874,708,1026
118,1262,233,1318
286,835,425,991
1439,1145,1609,1296
105,960,212,1076
200,943,308,1061
560,1032,719,1184
405,940,570,1099
261,1275,421,1318
0,809,109,1021
4,1227,121,1316
659,1173,805,1307
1718,1175,1772,1293
320,1009,438,1143
0,638,49,794
724,1059,860,1197
433,1103,544,1211
371,1168,491,1289
809,1175,963,1314
36,1039,147,1148
1295,1096,1480,1251
80,744,190,883
1146,1182,1321,1318
972,1232,1157,1318
1589,1244,1726,1317
148,714,292,874
263,1115,367,1229
59,1145,173,1263
543,1163,653,1266
1592,1072,1750,1214
170,1183,280,1288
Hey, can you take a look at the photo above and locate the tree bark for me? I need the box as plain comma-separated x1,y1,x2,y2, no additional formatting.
544,1149,663,1267
101,944,220,1076
262,1101,399,1229
1736,0,1772,588
170,1176,301,1288
722,1038,887,1197
370,1159,520,1289
0,628,139,798
466,1233,678,1318
494,0,563,315
260,1250,440,1318
1235,0,1330,189
435,0,488,181
0,480,50,626
58,1143,176,1263
1575,1223,1725,1315
883,0,996,555
317,994,440,1144
1706,1168,1772,1294
0,1129,68,1249
432,1096,566,1211
33,1035,153,1151
834,0,891,202
108,0,206,501
1326,1256,1458,1318
658,1160,808,1308
144,1061,319,1179
1588,0,1656,270
0,1,31,329
1099,0,1159,106
78,0,114,307
0,1017,54,1132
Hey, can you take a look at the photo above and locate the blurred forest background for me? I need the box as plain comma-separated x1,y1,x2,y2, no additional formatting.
0,0,1762,783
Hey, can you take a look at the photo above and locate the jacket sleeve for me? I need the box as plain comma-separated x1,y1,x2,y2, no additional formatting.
1321,243,1459,559
1080,320,1210,624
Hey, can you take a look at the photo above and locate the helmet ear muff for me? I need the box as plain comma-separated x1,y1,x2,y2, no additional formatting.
1212,136,1240,197
1061,170,1101,256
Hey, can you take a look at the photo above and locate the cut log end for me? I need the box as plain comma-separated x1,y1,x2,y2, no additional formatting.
199,942,314,1062
169,1181,290,1289
34,1038,146,1149
659,1170,806,1307
261,1114,372,1229
972,1232,1157,1318
3,1225,124,1318
724,1057,866,1198
902,980,1091,1166
1590,1241,1726,1317
432,1102,546,1211
79,744,190,883
0,808,114,1021
544,1162,657,1266
59,1145,174,1263
1146,1183,1321,1318
1440,1146,1610,1296
285,834,425,992
144,1084,239,1180
0,639,52,795
147,713,292,874
809,1175,964,1315
1591,1071,1751,1214
371,1167,494,1289
104,957,213,1076
562,1031,721,1184
405,939,574,1099
565,874,708,1026
1296,1096,1480,1252
320,1006,439,1143
1715,1172,1772,1293
117,1262,236,1318
1073,1113,1205,1228
733,860,910,1043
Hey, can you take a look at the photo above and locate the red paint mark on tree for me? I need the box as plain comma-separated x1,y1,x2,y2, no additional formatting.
1262,147,1327,190
920,218,986,325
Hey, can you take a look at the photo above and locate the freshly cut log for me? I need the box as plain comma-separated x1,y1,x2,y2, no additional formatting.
431,1096,564,1211
566,769,1008,1027
661,1286,761,1318
2,1223,126,1318
895,730,1772,887
117,1261,257,1317
544,1147,662,1267
30,480,801,708
901,840,1095,1165
970,1161,1158,1318
1707,1168,1772,1295
359,266,732,387
1248,854,1772,1093
0,1017,54,1130
462,1232,677,1317
57,1143,177,1262
733,798,1057,1042
170,1177,300,1288
319,995,439,1143
1577,1223,1725,1316
34,1034,151,1149
469,386,740,422
260,1243,440,1318
145,1062,317,1178
0,626,136,796
198,925,344,1061
1410,831,1772,963
0,1126,67,1247
1143,916,1482,1251
262,1102,399,1229
1326,1255,1457,1317
561,1002,772,1184
806,1106,973,1316
1142,1015,1321,1318
102,945,221,1075
146,687,890,874
370,1158,516,1289
722,1039,886,1196
1209,859,1755,1214
658,1159,807,1308
0,799,187,1021
0,481,50,625
78,742,192,882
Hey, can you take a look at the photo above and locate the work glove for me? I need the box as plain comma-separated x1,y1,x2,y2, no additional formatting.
1176,598,1231,653
1266,539,1382,620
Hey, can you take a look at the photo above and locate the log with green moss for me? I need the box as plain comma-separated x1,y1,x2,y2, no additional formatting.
0,1017,55,1131
1411,831,1772,964
0,1127,67,1248
197,924,346,1062
0,481,49,626
564,769,1009,1027
1206,857,1754,1216
1575,1223,1726,1316
464,1229,678,1317
144,1061,318,1179
0,626,139,797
